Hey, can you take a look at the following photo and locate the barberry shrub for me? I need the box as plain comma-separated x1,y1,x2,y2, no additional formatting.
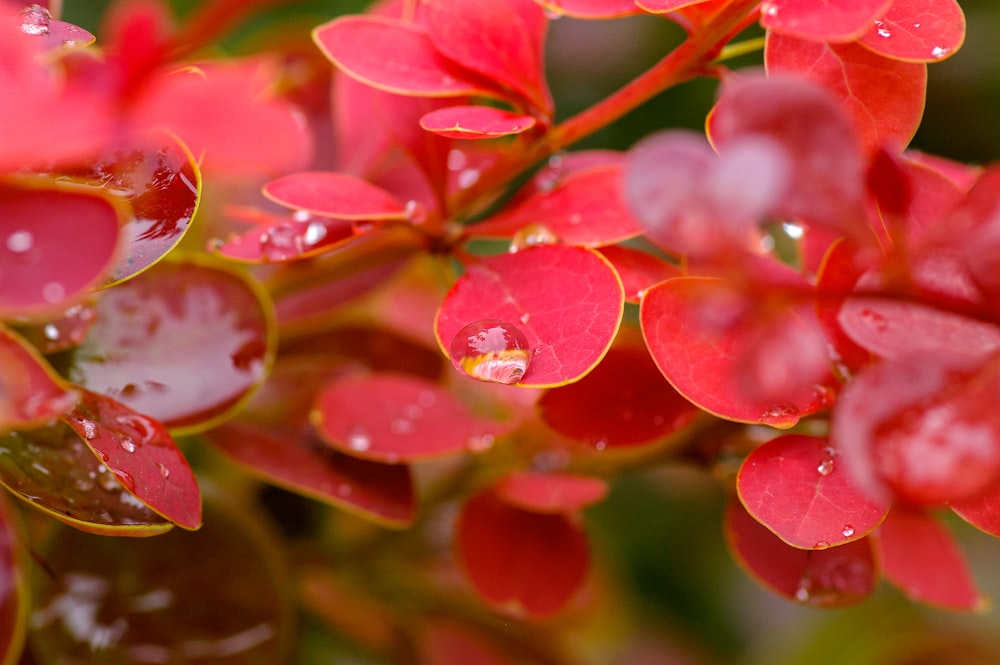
1,0,998,662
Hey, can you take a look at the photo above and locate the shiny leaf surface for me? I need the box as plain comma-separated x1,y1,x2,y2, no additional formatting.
759,0,891,41
858,0,965,63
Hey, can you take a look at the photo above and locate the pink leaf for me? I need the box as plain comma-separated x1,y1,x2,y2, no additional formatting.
760,0,892,41
264,171,409,220
858,0,965,63
419,106,536,139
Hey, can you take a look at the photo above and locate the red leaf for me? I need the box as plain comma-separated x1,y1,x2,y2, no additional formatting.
435,245,624,387
0,179,122,318
832,356,1000,505
63,391,201,530
759,0,891,41
951,483,1000,539
313,16,505,100
68,259,275,433
858,0,965,63
470,163,645,247
0,327,79,430
765,34,927,152
597,245,682,303
538,344,699,449
725,499,877,607
16,4,94,50
737,435,889,549
709,73,867,235
422,0,553,116
876,508,985,610
207,423,417,528
264,171,410,220
641,276,833,428
419,106,536,139
312,373,504,463
494,472,607,513
537,0,642,17
456,489,590,617
131,58,314,178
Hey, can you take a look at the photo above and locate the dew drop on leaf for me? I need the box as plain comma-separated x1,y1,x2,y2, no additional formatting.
842,524,855,538
119,438,136,454
19,4,51,35
817,458,835,476
509,224,560,253
156,462,170,480
449,320,531,385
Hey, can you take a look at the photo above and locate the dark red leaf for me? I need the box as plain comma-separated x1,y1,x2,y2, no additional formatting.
207,423,417,528
63,390,202,530
470,163,645,247
313,16,505,99
538,344,699,449
312,373,504,463
68,259,275,433
832,356,1000,505
456,489,590,617
0,327,79,430
494,472,607,513
737,435,889,549
858,0,966,63
419,106,536,139
876,507,985,610
0,179,121,318
725,499,877,607
436,245,624,387
759,0,891,41
765,34,927,152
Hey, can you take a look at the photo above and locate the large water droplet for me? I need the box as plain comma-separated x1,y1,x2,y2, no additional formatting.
449,320,531,384
509,224,559,253
20,4,51,35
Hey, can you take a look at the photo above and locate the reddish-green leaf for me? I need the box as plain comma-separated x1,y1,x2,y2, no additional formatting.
313,16,505,100
207,423,417,528
858,0,965,63
832,356,1000,505
0,327,79,430
422,0,553,115
876,508,985,610
62,390,201,530
30,497,294,663
533,0,642,18
737,435,889,549
494,472,607,513
419,106,536,139
312,373,503,463
436,245,624,387
759,0,892,41
0,423,172,536
456,489,590,617
766,34,927,152
0,179,121,318
263,172,410,221
469,164,645,247
725,499,877,607
597,246,682,303
538,344,699,449
0,491,27,665
68,259,275,433
641,277,833,428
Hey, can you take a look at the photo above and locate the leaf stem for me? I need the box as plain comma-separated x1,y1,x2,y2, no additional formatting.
714,36,767,63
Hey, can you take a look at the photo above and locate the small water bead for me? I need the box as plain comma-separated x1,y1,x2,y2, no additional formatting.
509,224,560,253
20,4,51,35
119,438,136,453
156,462,170,480
842,525,855,538
817,458,835,476
449,319,531,385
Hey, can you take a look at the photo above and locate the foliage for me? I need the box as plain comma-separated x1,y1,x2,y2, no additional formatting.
1,0,999,662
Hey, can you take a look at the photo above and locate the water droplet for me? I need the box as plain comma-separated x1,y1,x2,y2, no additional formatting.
20,4,51,35
259,223,304,261
115,470,136,493
449,320,531,384
79,419,98,440
594,439,608,451
43,323,60,341
6,230,33,253
404,200,427,224
817,458,835,476
842,525,855,538
813,384,836,408
509,224,560,253
467,433,495,452
930,45,950,59
119,438,136,453
457,168,480,189
519,312,530,324
761,2,778,17
814,540,830,550
302,221,327,246
157,462,170,480
116,413,157,445
346,426,371,452
761,403,799,422
874,19,891,38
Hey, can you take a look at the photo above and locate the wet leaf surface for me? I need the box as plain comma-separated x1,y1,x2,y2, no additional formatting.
858,0,965,63
759,0,891,41
30,497,293,664
435,245,624,387
67,258,274,433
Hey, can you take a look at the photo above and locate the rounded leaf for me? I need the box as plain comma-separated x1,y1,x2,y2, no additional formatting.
420,105,536,139
858,0,965,63
759,0,892,41
435,245,624,388
68,258,275,433
263,172,409,221
737,435,889,549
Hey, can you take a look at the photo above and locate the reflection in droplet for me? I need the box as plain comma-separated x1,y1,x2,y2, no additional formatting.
509,224,560,253
930,45,950,59
449,319,531,384
761,403,799,422
157,462,171,480
19,4,51,35
119,438,137,453
817,458,834,476
842,525,855,538
6,230,33,253
116,414,158,445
